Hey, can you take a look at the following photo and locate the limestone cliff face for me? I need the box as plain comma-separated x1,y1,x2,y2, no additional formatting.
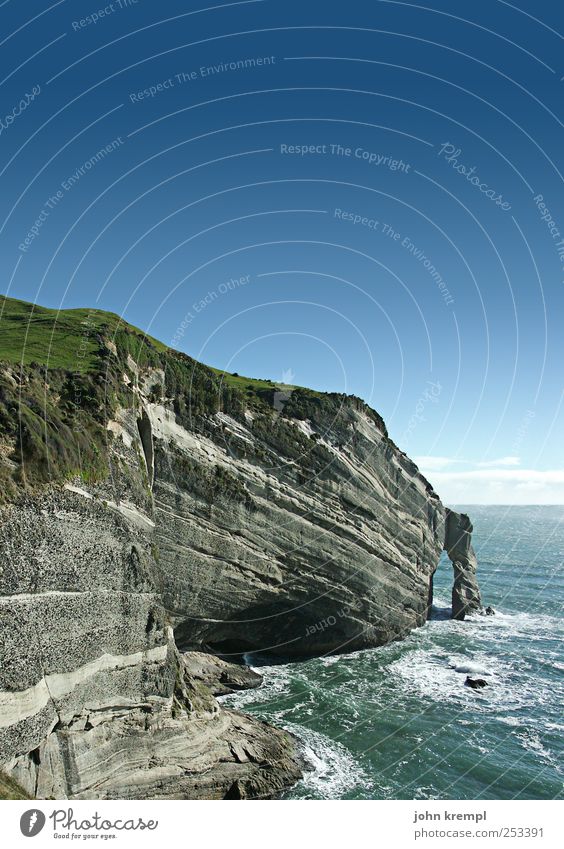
0,297,481,799
0,410,302,800
149,400,447,657
444,509,482,620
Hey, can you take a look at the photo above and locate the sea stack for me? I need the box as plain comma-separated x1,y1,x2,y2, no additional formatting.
444,509,482,620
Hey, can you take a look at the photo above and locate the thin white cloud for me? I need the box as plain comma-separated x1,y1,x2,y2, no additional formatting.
414,455,522,472
476,456,521,468
413,457,564,503
413,455,456,471
420,468,564,505
430,469,564,482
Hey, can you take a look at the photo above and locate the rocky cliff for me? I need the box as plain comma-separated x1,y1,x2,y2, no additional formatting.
0,449,301,800
0,295,481,799
444,509,482,620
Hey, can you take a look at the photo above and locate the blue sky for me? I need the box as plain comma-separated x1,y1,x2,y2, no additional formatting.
1,0,563,503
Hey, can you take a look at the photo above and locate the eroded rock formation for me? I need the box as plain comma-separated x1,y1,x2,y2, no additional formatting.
183,652,263,696
0,488,301,800
148,400,448,658
444,509,482,620
0,297,481,799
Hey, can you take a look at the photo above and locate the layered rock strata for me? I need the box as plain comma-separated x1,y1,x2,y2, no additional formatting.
149,400,448,658
0,432,301,799
183,652,263,696
444,509,482,620
0,297,481,798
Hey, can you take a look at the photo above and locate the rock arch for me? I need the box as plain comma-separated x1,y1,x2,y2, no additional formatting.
444,509,482,620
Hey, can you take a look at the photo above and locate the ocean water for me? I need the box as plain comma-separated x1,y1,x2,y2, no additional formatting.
220,506,564,800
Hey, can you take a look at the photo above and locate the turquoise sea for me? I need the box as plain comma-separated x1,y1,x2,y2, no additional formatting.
221,506,564,800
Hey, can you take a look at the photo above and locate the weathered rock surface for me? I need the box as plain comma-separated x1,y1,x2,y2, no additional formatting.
444,509,482,620
0,298,481,798
8,698,301,801
0,416,302,800
183,652,263,696
149,400,447,657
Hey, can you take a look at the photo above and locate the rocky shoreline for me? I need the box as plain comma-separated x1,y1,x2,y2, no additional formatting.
0,490,304,801
0,297,481,799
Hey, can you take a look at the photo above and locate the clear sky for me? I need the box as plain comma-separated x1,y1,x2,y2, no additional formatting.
1,0,563,503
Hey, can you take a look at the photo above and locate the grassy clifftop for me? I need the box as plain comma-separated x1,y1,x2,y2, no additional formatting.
0,295,166,371
0,295,387,501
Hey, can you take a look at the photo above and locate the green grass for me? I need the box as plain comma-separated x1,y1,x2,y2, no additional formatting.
208,367,280,393
208,365,323,397
0,296,170,497
0,295,165,372
0,294,387,500
0,295,307,393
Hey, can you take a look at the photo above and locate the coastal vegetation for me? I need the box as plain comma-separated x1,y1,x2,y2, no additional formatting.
0,295,384,502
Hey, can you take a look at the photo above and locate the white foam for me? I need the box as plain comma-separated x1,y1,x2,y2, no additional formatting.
514,729,559,768
387,646,511,710
497,715,522,727
283,721,372,799
219,662,292,708
221,659,372,798
451,662,491,676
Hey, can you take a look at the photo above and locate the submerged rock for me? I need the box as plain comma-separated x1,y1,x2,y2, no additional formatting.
465,676,488,689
